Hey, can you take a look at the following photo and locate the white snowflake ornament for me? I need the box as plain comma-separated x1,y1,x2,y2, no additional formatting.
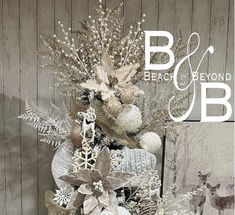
53,186,73,207
72,143,98,171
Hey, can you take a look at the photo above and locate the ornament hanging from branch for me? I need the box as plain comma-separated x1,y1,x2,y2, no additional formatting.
53,186,74,207
76,107,96,144
72,143,98,171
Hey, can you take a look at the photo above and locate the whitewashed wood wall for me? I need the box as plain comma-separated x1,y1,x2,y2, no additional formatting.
0,0,233,214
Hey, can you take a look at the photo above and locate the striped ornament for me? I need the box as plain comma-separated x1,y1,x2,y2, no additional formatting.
114,147,157,175
51,141,74,188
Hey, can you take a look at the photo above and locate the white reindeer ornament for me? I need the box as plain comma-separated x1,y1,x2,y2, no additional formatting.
76,107,96,144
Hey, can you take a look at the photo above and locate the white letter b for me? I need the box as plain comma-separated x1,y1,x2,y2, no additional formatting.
201,83,232,122
144,31,174,70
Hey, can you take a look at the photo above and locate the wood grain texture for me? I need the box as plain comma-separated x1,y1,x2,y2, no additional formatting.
158,0,175,33
0,0,6,214
55,0,72,108
89,0,101,16
174,0,193,114
37,0,55,214
157,0,175,96
105,0,115,9
3,0,21,215
72,0,89,30
225,0,234,121
105,0,123,11
174,0,193,36
71,0,89,110
142,0,159,94
123,0,142,104
189,0,211,120
124,0,141,32
157,0,175,180
207,0,229,116
142,0,158,31
20,0,38,214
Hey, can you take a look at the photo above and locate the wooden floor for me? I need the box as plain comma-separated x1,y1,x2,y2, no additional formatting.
0,0,234,214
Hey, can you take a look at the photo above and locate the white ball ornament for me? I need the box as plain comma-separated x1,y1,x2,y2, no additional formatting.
100,207,131,215
140,132,162,154
116,104,142,133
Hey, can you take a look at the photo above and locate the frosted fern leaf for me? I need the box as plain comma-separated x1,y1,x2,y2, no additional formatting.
18,101,72,147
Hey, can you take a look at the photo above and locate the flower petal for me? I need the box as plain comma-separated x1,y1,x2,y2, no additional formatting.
89,203,103,215
105,172,134,190
98,190,109,207
83,195,98,214
77,183,94,195
101,51,113,73
96,65,109,84
105,191,118,215
115,63,140,83
59,170,92,186
67,191,85,209
105,177,123,190
108,172,135,181
101,90,115,101
80,79,100,91
90,169,102,182
122,84,144,96
95,148,111,178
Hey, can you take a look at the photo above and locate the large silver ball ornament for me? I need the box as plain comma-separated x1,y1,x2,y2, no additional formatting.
116,104,142,133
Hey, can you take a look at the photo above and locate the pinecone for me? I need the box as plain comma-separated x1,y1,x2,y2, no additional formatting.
80,90,102,105
139,198,157,215
94,126,123,150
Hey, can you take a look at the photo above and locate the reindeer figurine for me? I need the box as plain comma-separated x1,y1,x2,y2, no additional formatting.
207,183,234,215
76,107,96,144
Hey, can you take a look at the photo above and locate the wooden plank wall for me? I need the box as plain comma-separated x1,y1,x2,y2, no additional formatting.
0,0,234,214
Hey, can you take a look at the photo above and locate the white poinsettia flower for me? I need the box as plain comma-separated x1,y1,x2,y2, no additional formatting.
116,82,144,96
80,78,116,101
60,148,135,215
114,63,139,83
80,51,144,101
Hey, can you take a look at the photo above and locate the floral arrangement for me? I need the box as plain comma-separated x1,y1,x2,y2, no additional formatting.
18,1,197,215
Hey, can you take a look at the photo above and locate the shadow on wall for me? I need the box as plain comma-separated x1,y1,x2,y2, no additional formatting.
0,94,55,214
